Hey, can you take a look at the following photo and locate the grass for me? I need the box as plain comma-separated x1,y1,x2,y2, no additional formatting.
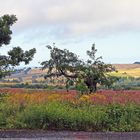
110,67,140,78
0,101,140,131
0,89,140,131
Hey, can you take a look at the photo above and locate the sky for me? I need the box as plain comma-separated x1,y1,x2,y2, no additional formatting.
1,0,140,67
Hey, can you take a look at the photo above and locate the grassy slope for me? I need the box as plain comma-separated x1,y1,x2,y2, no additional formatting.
1,64,140,84
112,64,140,77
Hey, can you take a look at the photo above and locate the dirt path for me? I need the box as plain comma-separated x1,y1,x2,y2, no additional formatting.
0,130,140,140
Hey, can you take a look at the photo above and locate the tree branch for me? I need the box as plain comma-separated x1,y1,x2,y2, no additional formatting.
44,70,78,79
60,70,78,78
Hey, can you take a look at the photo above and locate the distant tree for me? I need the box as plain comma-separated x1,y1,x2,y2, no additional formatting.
0,14,36,78
41,44,117,93
134,62,140,64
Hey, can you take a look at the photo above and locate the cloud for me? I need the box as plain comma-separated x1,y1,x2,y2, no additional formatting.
0,0,140,38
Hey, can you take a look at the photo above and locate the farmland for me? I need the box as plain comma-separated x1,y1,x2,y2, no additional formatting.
112,64,140,77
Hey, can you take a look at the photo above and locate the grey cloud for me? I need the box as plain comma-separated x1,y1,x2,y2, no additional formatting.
0,0,140,37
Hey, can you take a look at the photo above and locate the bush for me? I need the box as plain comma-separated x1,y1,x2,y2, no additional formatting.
76,81,89,94
105,104,140,131
12,102,107,131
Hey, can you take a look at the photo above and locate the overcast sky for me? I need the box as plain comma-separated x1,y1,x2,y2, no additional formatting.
1,0,140,67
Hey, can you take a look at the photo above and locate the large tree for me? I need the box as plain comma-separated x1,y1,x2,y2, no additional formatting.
41,44,116,93
0,14,36,78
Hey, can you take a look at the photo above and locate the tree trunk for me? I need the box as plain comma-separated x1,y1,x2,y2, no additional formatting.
84,79,97,94
89,83,97,93
93,82,97,92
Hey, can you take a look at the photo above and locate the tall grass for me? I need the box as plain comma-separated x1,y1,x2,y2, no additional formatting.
0,101,140,131
0,89,140,131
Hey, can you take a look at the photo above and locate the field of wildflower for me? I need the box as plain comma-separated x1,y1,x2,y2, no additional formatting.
0,88,140,131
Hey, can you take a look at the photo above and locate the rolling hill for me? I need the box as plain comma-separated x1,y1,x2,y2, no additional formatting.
1,64,140,84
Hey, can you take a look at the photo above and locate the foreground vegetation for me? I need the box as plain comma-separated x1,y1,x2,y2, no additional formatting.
0,88,140,132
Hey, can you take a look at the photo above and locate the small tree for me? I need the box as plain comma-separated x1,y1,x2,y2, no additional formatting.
81,44,116,92
0,14,36,78
41,44,116,93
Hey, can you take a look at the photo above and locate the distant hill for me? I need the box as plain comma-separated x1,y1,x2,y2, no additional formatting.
112,64,140,77
134,62,140,64
113,64,140,70
1,64,140,83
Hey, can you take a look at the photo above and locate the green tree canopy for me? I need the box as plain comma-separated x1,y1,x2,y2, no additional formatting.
0,14,17,46
0,14,36,78
41,44,117,93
